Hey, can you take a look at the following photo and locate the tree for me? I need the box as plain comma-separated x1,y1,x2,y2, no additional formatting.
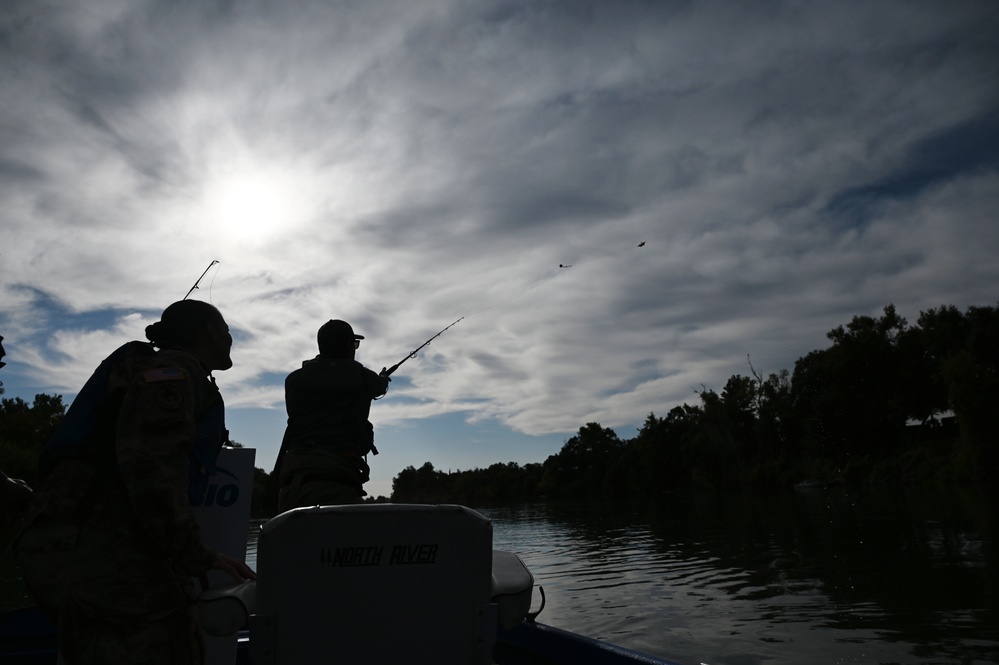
391,462,450,503
791,305,915,470
921,304,999,480
252,466,278,517
756,368,799,479
542,423,623,497
0,394,67,487
626,409,698,496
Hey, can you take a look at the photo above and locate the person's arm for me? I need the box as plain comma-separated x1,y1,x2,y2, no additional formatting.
362,364,390,399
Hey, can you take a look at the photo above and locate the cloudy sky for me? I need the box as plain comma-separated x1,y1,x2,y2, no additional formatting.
2,1,997,498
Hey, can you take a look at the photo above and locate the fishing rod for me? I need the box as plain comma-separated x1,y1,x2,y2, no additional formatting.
183,260,219,300
380,317,464,377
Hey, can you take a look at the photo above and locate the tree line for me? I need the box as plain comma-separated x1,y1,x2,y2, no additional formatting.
391,303,998,503
2,303,996,513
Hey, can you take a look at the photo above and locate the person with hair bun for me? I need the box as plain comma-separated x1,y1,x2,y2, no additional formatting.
16,300,255,665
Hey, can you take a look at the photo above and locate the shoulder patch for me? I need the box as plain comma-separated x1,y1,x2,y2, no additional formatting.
143,367,186,382
154,384,186,409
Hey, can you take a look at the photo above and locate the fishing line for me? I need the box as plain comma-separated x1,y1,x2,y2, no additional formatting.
561,241,645,269
184,260,220,300
384,241,646,374
461,266,563,318
206,262,219,303
460,241,647,320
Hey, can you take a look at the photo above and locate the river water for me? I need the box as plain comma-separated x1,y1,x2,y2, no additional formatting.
3,484,997,664
471,486,999,665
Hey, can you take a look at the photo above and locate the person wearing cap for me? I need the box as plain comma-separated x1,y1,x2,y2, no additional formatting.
274,319,390,511
16,300,255,665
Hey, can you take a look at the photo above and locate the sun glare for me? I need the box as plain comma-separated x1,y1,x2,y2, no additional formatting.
205,170,307,245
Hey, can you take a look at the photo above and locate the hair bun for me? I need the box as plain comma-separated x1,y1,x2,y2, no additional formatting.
145,321,163,343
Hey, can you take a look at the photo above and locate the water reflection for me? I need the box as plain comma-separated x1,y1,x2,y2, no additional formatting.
479,485,999,665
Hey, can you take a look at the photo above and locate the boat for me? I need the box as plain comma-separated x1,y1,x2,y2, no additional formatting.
0,606,683,665
1,504,683,664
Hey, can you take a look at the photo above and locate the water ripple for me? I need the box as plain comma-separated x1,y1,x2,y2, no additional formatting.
239,496,999,665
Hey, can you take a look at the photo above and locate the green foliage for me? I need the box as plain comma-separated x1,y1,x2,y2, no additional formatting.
541,423,623,496
791,304,920,465
388,302,997,503
0,394,66,488
251,465,278,517
391,461,544,505
927,305,999,480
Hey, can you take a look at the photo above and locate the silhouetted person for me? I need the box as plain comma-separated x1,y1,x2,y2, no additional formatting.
275,319,389,511
16,300,255,665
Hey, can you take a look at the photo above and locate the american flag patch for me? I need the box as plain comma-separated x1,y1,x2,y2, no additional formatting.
143,367,185,382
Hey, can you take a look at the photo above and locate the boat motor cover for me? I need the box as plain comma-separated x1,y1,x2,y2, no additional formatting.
251,503,496,665
491,550,534,629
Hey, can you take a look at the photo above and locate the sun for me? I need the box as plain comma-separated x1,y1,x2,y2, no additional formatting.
204,170,307,245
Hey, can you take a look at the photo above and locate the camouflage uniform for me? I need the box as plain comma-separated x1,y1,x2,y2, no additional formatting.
17,345,222,665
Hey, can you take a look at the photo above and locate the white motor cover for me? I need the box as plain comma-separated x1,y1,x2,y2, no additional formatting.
251,503,496,665
491,549,534,629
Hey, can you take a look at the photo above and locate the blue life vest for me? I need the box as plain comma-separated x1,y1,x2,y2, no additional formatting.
40,342,141,476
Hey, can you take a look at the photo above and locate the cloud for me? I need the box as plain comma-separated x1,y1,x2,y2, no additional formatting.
2,0,998,481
